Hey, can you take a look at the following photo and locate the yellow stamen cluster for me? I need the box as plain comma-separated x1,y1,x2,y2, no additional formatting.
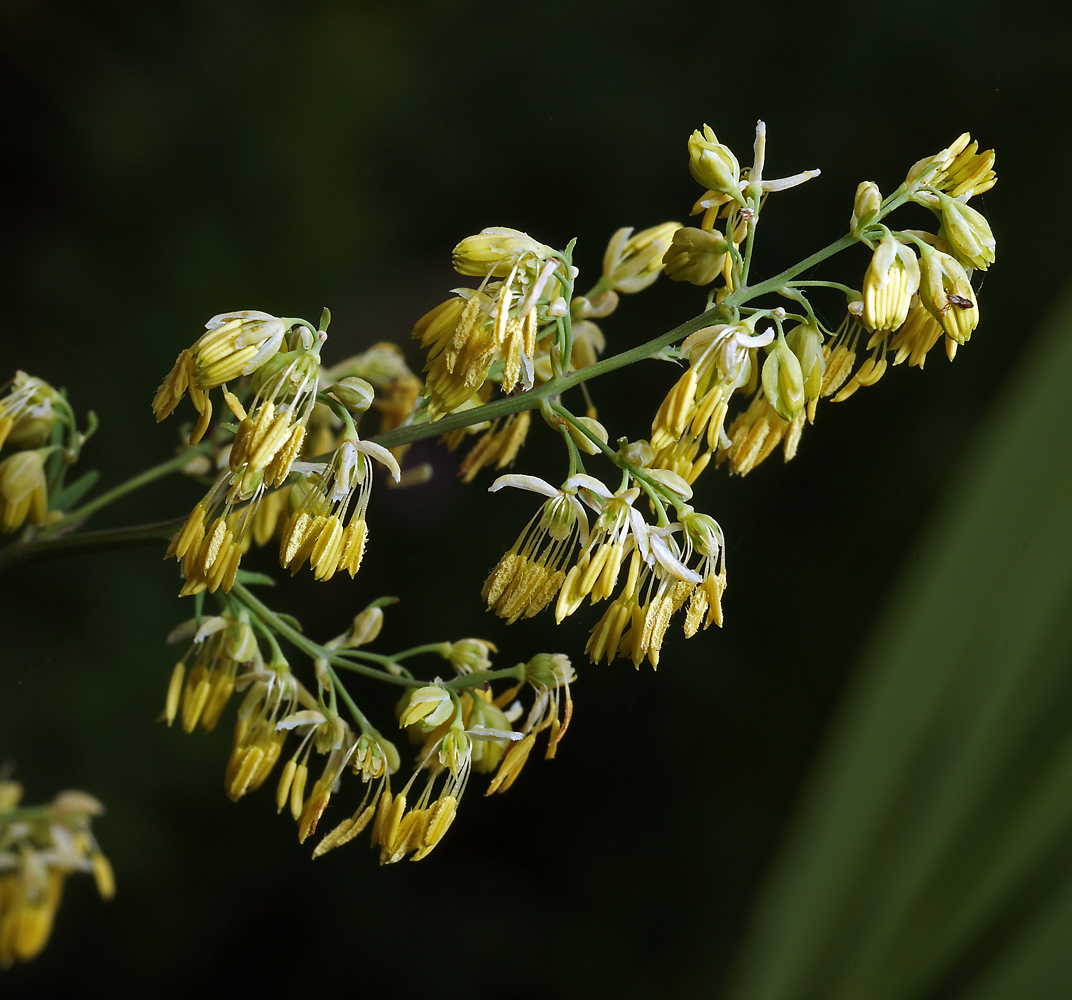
485,476,726,667
279,437,399,581
164,347,324,595
414,228,569,418
482,490,587,624
152,311,290,443
163,613,259,733
0,784,114,968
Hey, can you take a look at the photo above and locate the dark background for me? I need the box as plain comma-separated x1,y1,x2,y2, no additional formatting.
1,1,1068,996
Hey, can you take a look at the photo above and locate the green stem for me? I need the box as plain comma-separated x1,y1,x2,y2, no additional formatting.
551,402,671,524
0,519,181,572
786,279,860,296
41,444,214,538
444,664,526,690
230,582,419,689
323,661,375,734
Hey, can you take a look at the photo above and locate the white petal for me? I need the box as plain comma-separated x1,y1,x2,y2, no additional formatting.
276,709,327,731
166,615,228,645
205,309,276,330
649,532,702,584
466,725,525,742
564,474,613,497
354,439,401,483
488,474,559,498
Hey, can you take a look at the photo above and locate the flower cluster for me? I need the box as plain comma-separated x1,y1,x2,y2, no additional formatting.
644,125,996,479
155,312,414,595
483,473,725,668
0,119,1002,966
0,372,88,534
162,589,574,864
0,783,114,968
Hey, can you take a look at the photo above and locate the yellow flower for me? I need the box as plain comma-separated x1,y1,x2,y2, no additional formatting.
862,235,920,332
153,311,313,445
649,321,774,484
0,788,113,968
482,475,589,624
192,311,288,389
601,222,681,293
0,373,60,451
279,437,400,581
0,449,48,533
937,194,996,271
918,249,979,344
906,133,996,200
889,299,945,368
163,613,259,732
225,663,301,802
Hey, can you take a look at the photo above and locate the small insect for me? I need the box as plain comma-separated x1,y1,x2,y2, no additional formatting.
947,294,974,309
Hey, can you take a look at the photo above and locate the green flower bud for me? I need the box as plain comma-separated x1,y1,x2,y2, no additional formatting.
662,227,730,286
566,416,608,456
938,195,996,270
850,181,882,234
762,334,805,420
326,376,375,413
617,439,655,468
446,638,495,673
524,652,575,689
784,321,826,401
688,126,743,201
918,250,979,344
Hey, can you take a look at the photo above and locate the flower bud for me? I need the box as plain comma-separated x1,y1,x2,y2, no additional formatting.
602,222,681,294
452,227,550,277
938,196,996,271
762,335,806,420
0,449,48,532
446,638,495,673
785,321,826,401
662,227,730,286
399,685,455,731
918,250,979,344
330,376,376,413
850,181,882,234
688,126,743,201
524,652,575,689
566,416,608,456
193,311,287,389
347,607,384,647
618,439,654,468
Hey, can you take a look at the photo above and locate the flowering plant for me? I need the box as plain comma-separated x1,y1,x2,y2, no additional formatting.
0,122,996,967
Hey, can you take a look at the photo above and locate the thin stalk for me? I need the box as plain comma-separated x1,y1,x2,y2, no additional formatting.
231,582,419,689
444,664,526,691
41,444,214,537
0,519,182,572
